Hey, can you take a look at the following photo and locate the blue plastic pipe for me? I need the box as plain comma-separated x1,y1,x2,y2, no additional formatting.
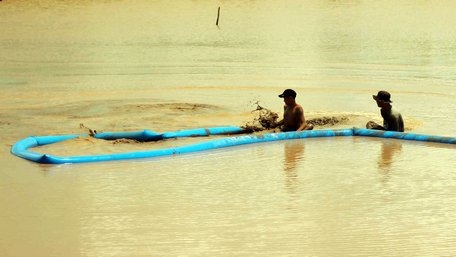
10,127,455,164
353,128,456,144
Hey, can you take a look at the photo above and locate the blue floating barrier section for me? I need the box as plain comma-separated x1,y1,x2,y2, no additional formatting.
10,134,80,163
94,130,163,141
353,128,456,144
10,127,455,164
94,125,249,142
10,126,252,164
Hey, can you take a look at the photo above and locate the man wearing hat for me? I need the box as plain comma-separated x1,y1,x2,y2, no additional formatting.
366,90,404,132
274,89,314,132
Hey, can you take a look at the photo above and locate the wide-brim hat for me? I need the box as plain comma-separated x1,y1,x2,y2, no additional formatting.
373,90,392,103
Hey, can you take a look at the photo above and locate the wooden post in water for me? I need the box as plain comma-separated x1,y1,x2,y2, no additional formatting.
216,7,220,26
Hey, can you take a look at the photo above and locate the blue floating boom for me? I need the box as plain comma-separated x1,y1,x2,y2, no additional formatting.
11,134,80,163
94,125,248,141
10,127,455,164
353,128,456,144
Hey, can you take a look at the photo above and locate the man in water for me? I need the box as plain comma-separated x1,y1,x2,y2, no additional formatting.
273,89,314,132
366,90,404,132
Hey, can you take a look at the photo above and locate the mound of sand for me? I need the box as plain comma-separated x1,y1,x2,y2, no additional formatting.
242,103,351,131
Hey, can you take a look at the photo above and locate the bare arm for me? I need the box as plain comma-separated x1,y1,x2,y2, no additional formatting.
295,106,306,131
271,105,286,128
398,114,404,132
274,119,284,127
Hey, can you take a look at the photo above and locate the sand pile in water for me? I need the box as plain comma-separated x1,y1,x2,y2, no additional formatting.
242,102,351,132
242,103,279,132
307,116,349,126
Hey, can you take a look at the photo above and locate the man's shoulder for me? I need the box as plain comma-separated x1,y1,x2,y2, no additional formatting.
391,108,402,117
293,104,303,110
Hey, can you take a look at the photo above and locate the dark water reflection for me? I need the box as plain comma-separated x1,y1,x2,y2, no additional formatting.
282,140,305,195
377,139,403,182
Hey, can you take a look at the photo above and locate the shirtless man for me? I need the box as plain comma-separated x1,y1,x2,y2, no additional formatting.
366,90,404,132
274,89,314,132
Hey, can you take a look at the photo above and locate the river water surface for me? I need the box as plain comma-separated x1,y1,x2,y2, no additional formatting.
1,1,456,256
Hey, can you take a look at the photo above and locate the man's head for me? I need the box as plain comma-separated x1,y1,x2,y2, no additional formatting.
373,90,393,108
278,89,297,99
373,90,392,103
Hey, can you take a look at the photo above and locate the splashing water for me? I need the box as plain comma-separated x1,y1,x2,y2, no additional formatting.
242,102,280,132
242,102,352,132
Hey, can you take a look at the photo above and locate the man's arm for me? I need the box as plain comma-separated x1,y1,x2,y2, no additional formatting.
271,105,286,129
272,119,284,129
398,114,404,132
295,106,306,131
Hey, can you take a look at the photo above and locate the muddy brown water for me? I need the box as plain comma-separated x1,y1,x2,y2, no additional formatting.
1,1,456,256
